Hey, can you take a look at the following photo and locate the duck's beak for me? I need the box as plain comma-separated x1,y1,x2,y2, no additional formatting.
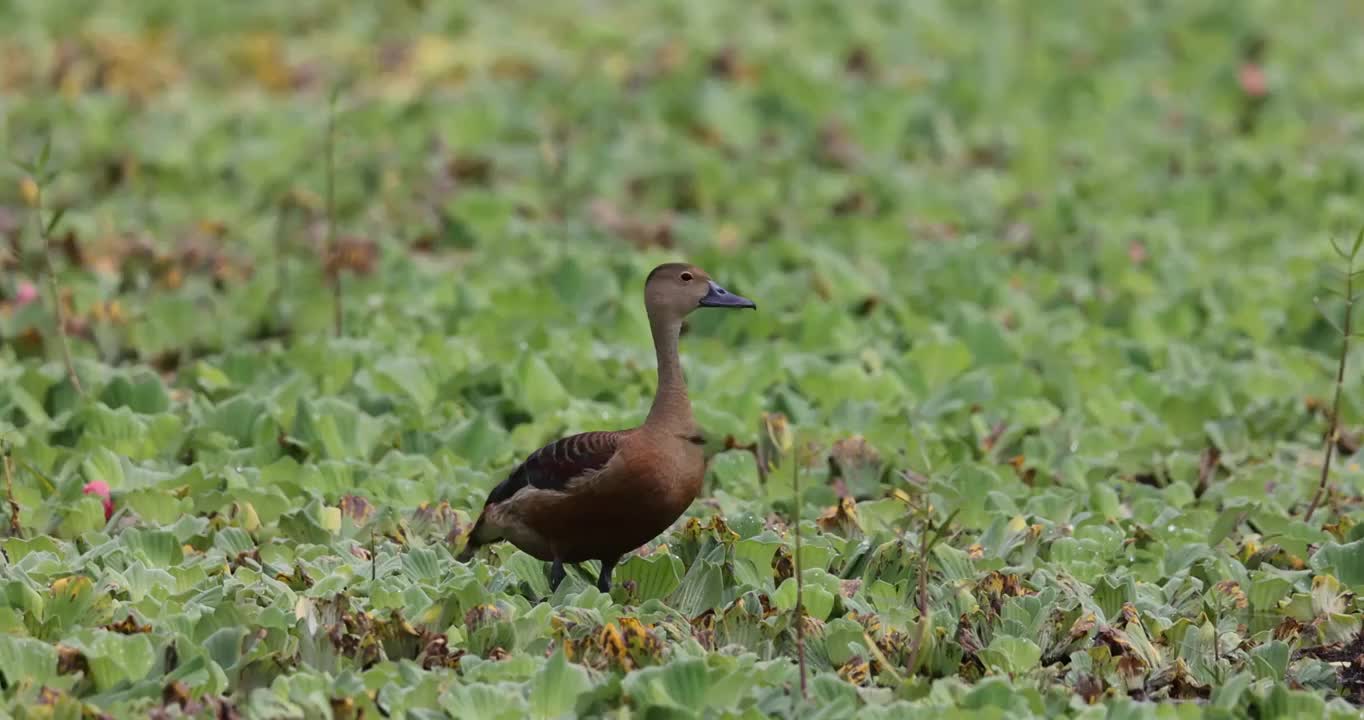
699,280,756,309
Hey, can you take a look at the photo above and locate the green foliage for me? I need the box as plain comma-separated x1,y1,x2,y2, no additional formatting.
1,0,1363,717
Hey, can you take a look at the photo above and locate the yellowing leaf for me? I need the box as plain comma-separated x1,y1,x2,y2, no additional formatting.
319,506,342,534
19,177,39,207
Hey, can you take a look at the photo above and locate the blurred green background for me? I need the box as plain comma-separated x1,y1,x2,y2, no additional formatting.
2,0,1363,717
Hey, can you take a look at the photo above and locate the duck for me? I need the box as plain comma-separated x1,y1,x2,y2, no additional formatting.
458,262,756,593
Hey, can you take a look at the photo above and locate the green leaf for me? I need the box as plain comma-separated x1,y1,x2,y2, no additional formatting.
932,542,976,584
66,631,156,691
822,618,868,667
1311,540,1364,586
1255,683,1327,719
402,546,443,583
1248,575,1293,616
81,447,127,489
98,372,171,414
76,405,184,460
2,535,68,564
204,626,249,672
1211,671,1253,710
503,551,552,598
1209,500,1251,546
1177,620,1219,685
660,658,710,707
1248,640,1290,681
906,337,973,391
193,361,233,393
164,654,229,698
623,657,711,710
667,555,725,618
1091,574,1135,623
121,528,184,568
36,136,51,172
371,357,437,414
0,634,58,686
510,354,570,417
980,635,1042,674
731,535,780,589
1320,612,1361,645
442,683,530,720
214,527,256,556
1010,397,1060,429
46,575,98,635
2,578,48,621
528,650,593,719
773,574,836,621
614,551,684,602
123,488,186,524
450,413,507,465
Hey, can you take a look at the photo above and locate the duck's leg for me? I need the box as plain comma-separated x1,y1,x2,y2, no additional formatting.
549,559,566,592
596,555,620,593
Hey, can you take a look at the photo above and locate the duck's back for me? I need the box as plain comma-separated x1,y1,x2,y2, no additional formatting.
485,430,628,504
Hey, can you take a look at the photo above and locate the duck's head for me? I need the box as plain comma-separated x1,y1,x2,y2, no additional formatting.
644,262,756,319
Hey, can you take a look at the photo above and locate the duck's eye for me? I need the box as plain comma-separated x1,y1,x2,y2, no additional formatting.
680,272,693,282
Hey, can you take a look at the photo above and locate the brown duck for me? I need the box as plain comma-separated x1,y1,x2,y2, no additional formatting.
458,262,756,593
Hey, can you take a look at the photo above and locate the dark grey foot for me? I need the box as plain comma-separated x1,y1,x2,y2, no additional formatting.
596,556,619,593
549,559,565,592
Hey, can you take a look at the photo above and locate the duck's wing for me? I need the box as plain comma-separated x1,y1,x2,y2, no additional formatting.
484,430,627,506
459,430,630,560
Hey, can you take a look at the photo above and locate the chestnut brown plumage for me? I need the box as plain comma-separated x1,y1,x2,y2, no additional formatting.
458,262,755,593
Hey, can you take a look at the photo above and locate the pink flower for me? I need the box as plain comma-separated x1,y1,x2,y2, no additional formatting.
1239,63,1268,98
15,280,38,307
1128,242,1147,264
83,480,114,520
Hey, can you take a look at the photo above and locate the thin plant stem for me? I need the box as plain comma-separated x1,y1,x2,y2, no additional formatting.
3,445,21,538
32,182,84,397
1211,601,1223,684
273,198,294,314
792,437,807,701
1305,248,1357,522
326,88,342,338
904,509,959,678
904,517,932,678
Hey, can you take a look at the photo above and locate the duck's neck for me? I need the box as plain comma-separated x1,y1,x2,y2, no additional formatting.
643,313,693,431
